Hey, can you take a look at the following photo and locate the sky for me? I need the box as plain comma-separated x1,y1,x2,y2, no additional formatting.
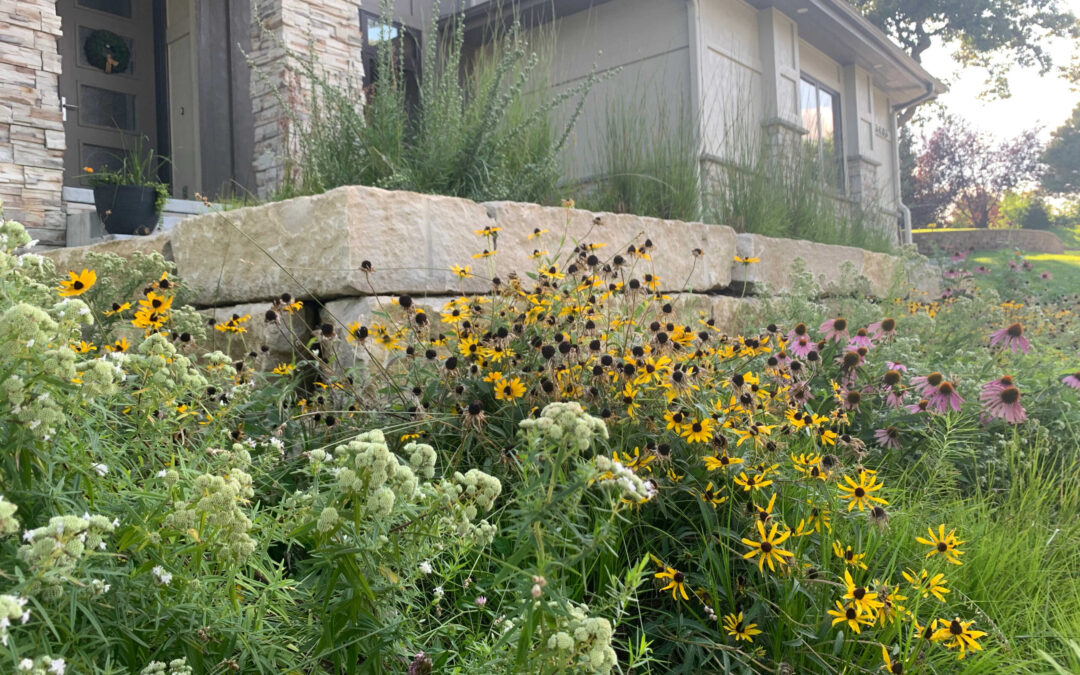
916,0,1080,141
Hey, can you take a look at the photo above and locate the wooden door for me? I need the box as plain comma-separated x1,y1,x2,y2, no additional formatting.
57,0,158,185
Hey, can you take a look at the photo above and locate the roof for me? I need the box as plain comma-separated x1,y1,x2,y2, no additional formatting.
444,0,944,107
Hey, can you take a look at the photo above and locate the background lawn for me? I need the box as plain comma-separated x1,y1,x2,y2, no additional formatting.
965,248,1080,298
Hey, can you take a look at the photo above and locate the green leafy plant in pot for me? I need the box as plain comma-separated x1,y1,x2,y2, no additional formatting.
82,138,170,236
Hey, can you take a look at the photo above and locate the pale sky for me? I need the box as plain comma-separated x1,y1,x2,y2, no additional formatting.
917,0,1080,141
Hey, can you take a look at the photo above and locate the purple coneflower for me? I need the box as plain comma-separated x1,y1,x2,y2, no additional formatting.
981,385,1026,424
973,265,991,274
928,381,964,414
1040,270,1052,280
885,388,906,409
868,318,897,341
818,317,849,343
1063,372,1080,390
836,349,865,371
790,336,815,358
886,361,908,373
847,328,874,350
840,388,863,411
911,371,944,397
787,322,810,344
874,426,901,450
988,322,1031,354
949,251,967,263
979,374,1016,401
905,398,931,414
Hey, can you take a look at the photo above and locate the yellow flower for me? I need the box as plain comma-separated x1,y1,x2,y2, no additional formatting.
733,423,775,448
107,337,129,353
903,568,949,602
832,541,868,570
474,226,502,237
733,471,773,492
722,612,762,642
931,618,986,660
472,249,497,259
560,198,575,209
837,471,888,512
58,269,96,297
82,166,94,173
272,363,296,376
694,481,727,507
734,255,760,264
703,453,743,472
138,291,173,313
681,418,714,444
527,228,549,240
493,377,525,401
741,520,794,572
215,314,251,334
654,566,689,601
450,264,471,278
840,570,884,616
71,340,97,353
103,302,131,317
827,600,873,634
915,524,965,565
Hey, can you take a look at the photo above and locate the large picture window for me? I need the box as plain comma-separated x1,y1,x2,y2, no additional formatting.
359,10,420,109
800,76,845,193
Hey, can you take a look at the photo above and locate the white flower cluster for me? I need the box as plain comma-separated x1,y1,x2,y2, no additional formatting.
0,495,19,536
0,594,30,647
509,601,617,673
16,656,66,674
164,468,256,566
592,455,657,505
18,514,116,599
140,657,193,675
437,469,502,545
519,402,609,452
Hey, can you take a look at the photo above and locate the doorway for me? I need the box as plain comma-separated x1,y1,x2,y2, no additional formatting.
57,0,165,185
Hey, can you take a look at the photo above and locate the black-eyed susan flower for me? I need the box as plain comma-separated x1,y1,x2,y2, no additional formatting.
741,520,794,572
703,453,743,472
493,377,525,401
58,268,96,297
472,249,497,259
931,617,986,659
107,337,129,353
832,541,868,570
450,264,471,278
734,255,759,264
474,226,501,237
880,644,906,674
655,566,689,601
104,301,131,317
681,418,715,444
733,471,773,492
694,481,727,507
272,363,296,376
71,340,97,353
902,568,949,602
527,227,548,240
722,612,762,642
837,471,887,512
841,570,884,616
827,600,873,633
733,423,775,448
915,524,964,565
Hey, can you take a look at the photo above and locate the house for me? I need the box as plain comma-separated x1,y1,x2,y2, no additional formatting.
0,0,942,248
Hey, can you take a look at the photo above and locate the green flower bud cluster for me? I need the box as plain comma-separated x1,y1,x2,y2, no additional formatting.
76,358,119,399
592,455,656,505
543,603,617,673
0,495,19,536
331,430,420,520
405,442,437,480
140,658,193,675
316,506,340,533
436,469,502,544
18,514,116,594
0,219,32,252
165,469,256,566
519,402,609,452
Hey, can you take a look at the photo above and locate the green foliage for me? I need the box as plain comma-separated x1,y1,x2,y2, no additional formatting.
279,2,597,205
1042,103,1080,195
81,135,170,214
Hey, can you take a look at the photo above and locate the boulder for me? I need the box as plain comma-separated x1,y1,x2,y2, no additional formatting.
40,231,172,276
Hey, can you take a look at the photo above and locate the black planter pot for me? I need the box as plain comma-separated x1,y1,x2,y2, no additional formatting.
92,185,161,236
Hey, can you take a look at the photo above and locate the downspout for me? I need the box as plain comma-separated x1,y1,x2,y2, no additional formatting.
686,0,704,215
891,81,934,245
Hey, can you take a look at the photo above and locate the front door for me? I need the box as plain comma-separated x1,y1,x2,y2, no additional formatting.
57,0,159,185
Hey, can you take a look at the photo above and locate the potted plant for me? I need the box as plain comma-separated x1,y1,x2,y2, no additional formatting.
83,138,170,236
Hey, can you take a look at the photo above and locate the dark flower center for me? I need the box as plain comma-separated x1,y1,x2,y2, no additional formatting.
937,382,954,395
886,427,899,439
853,587,866,600
927,372,943,387
673,572,684,583
1000,387,1020,405
846,391,861,405
881,318,896,331
843,352,860,368
760,541,772,553
937,542,948,552
854,487,866,498
949,619,963,635
794,323,807,335
692,422,703,433
845,607,857,620
833,318,847,331
883,370,901,386
73,280,84,290
1006,323,1023,338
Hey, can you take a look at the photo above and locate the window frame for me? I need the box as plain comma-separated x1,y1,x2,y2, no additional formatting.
358,9,421,93
799,74,846,195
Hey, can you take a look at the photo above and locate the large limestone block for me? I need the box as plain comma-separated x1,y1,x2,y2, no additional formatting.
170,186,493,305
861,250,905,298
39,231,172,275
482,201,737,293
673,294,761,334
731,233,866,295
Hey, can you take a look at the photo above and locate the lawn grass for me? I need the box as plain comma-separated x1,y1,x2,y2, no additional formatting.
965,248,1080,298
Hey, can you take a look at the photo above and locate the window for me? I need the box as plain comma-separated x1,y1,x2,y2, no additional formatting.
800,77,845,193
359,10,420,108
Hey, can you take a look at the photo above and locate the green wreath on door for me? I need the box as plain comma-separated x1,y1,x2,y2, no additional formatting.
84,29,131,74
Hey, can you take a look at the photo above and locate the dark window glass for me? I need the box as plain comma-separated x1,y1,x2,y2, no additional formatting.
81,143,126,173
79,85,136,130
77,0,132,18
799,77,845,193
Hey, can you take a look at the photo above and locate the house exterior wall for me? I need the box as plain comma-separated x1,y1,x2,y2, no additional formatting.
0,1,65,244
247,0,365,197
522,0,692,182
698,0,764,157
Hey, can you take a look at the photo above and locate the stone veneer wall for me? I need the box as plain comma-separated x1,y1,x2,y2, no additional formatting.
247,0,365,196
0,1,65,243
913,229,1066,256
41,185,937,367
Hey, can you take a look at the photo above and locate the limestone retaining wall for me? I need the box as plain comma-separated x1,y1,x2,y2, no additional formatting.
913,229,1065,256
40,185,935,362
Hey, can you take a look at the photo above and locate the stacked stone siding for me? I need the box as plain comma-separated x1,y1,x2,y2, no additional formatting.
0,1,65,243
248,0,365,196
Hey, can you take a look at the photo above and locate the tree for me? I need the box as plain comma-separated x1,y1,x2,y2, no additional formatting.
849,1,1078,110
1042,103,1080,195
909,118,1043,228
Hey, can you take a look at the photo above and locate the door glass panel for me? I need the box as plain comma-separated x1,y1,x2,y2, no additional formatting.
77,0,132,18
81,144,126,174
79,85,136,130
78,26,136,74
